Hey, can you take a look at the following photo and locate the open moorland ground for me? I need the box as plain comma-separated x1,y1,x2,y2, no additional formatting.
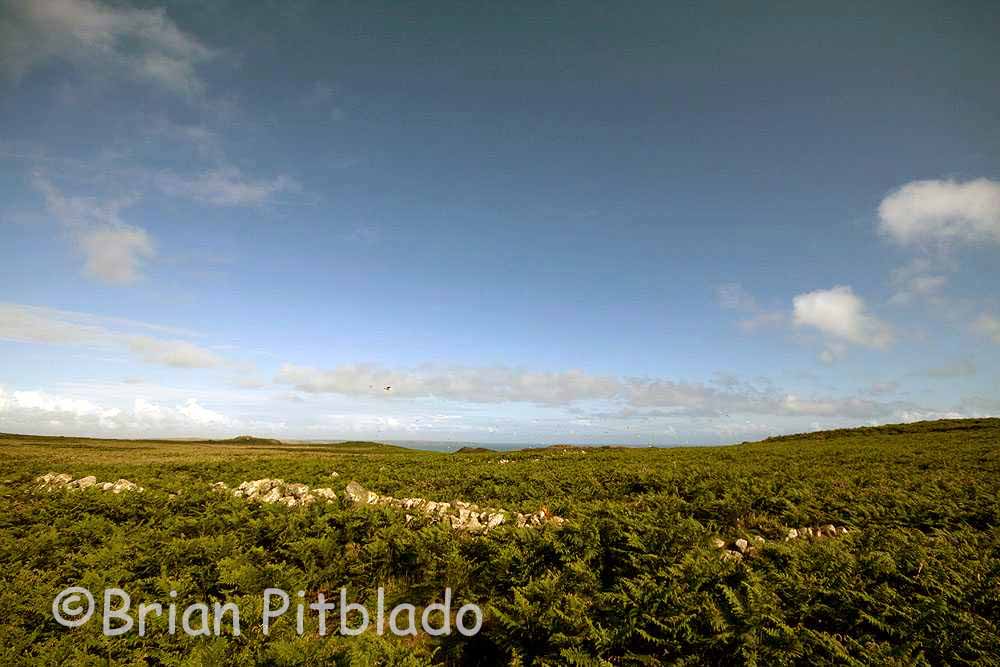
1,419,999,665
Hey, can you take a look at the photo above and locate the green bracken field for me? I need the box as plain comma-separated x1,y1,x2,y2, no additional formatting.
1,418,999,665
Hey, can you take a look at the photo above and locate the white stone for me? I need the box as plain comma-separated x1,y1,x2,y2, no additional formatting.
286,483,310,498
111,479,140,494
261,488,283,504
74,476,98,489
313,488,337,501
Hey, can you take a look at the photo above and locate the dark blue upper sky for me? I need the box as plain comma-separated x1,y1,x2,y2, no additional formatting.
0,0,998,442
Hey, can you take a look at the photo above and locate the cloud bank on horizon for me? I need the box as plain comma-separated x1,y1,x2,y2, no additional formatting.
0,0,998,443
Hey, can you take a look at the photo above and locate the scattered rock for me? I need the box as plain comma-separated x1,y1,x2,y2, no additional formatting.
261,487,284,504
35,472,143,494
313,487,337,501
35,472,72,490
782,524,851,544
286,483,310,498
340,480,564,533
71,476,98,490
721,550,743,562
231,478,337,506
111,479,141,494
722,525,849,560
344,481,379,504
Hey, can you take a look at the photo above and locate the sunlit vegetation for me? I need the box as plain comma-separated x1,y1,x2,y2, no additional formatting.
1,418,998,665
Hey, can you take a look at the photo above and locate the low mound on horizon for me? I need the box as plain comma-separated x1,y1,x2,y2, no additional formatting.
225,435,284,446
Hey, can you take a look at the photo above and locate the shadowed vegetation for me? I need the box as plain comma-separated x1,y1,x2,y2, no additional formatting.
1,419,998,665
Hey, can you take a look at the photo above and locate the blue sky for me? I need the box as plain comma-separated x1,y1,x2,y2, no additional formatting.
1,0,998,444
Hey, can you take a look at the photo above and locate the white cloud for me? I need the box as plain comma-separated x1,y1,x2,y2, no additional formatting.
77,224,154,284
0,303,107,344
887,256,958,306
175,398,234,427
31,175,136,228
316,414,406,434
0,0,213,96
156,168,298,206
231,375,268,389
793,286,893,354
0,303,195,339
738,311,786,333
878,178,1000,247
893,409,969,423
126,336,222,369
624,379,899,420
2,388,119,422
0,303,219,369
777,395,893,419
274,361,931,422
275,363,622,405
0,386,237,435
905,274,947,296
32,175,155,284
31,164,295,286
624,378,761,414
716,283,786,332
972,314,1000,344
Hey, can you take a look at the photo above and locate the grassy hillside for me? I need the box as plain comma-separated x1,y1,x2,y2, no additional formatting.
1,419,998,665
